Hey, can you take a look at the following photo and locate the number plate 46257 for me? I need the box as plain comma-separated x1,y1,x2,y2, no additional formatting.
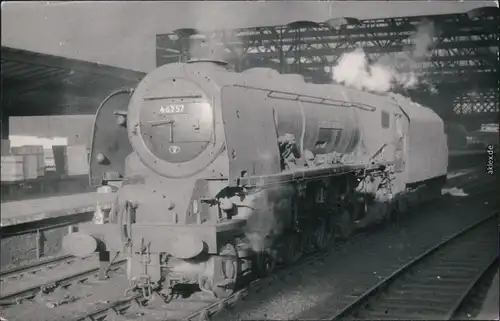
160,104,185,114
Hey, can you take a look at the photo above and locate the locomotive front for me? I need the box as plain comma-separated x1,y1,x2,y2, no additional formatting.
63,61,247,298
63,61,434,300
127,61,226,179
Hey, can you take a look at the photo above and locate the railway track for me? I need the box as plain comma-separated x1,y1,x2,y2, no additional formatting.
69,250,330,321
0,256,126,306
208,179,498,321
0,255,75,281
327,212,498,320
0,170,495,321
67,180,498,321
0,254,79,304
71,213,497,321
452,260,499,320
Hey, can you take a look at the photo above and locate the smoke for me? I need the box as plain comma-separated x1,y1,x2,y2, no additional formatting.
332,20,437,93
332,49,394,93
243,193,277,253
411,20,436,59
188,32,241,63
186,3,247,63
241,188,290,254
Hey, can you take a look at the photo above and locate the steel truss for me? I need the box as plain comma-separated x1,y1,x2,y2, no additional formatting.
453,87,499,114
157,7,499,119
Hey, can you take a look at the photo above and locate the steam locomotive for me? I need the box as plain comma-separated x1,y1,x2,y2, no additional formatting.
63,60,448,300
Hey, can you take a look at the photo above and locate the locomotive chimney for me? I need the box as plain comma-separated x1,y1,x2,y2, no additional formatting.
188,35,221,61
187,34,232,70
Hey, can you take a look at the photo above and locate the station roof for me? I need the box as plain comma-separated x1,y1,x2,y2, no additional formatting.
1,46,145,116
1,1,496,72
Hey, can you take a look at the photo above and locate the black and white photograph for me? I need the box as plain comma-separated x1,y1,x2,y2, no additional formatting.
0,1,498,320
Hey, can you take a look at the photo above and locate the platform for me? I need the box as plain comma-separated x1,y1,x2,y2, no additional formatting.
0,165,482,229
476,270,499,320
0,174,95,203
0,192,115,227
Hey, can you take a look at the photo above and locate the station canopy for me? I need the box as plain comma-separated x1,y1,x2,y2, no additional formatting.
1,46,145,117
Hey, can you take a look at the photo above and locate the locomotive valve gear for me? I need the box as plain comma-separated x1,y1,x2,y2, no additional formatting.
254,251,276,276
206,244,239,298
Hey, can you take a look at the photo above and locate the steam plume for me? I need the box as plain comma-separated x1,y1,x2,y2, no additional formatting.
241,189,288,254
332,20,437,93
187,3,246,62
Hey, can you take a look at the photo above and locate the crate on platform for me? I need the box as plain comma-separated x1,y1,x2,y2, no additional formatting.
43,148,56,170
52,145,68,176
1,155,25,182
11,145,45,178
1,140,10,156
66,145,89,176
22,154,39,180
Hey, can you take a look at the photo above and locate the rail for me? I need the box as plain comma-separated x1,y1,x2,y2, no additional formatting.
0,258,126,306
0,254,74,280
327,211,498,320
0,164,495,320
